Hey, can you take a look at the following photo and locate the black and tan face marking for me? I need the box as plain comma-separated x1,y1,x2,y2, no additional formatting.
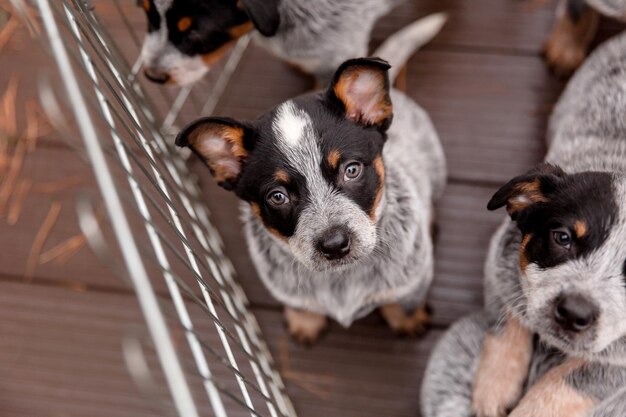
163,0,248,57
489,164,617,270
177,58,392,269
139,0,279,85
489,164,626,356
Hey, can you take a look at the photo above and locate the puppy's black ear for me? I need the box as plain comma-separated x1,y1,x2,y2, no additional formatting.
175,117,254,191
488,163,566,219
239,0,280,36
327,57,393,131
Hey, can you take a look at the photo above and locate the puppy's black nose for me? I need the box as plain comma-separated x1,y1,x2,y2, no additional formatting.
318,227,351,260
144,68,170,84
553,294,599,333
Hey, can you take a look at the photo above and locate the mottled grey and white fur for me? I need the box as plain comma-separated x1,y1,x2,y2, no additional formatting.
254,0,404,80
244,88,445,327
141,0,406,85
421,32,626,417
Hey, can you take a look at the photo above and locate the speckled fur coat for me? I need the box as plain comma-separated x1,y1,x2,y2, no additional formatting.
256,0,405,80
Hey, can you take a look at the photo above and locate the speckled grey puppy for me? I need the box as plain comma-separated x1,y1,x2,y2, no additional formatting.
139,0,407,85
176,17,447,340
243,88,445,327
422,32,626,417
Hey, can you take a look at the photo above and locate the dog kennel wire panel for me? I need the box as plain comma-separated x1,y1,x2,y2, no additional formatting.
18,0,296,416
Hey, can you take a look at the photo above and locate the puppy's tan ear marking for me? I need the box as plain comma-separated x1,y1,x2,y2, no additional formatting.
228,21,254,38
329,58,393,129
488,163,565,218
508,179,548,215
175,117,252,190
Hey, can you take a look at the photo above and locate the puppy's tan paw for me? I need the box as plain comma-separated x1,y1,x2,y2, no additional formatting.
284,307,328,345
472,318,532,417
380,303,430,337
543,6,598,78
508,359,593,417
472,380,517,417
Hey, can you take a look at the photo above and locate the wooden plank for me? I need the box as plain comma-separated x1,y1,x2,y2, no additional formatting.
0,280,291,417
0,275,445,417
429,183,502,325
254,308,444,417
0,144,245,315
0,146,112,285
0,280,156,417
373,0,557,54
405,49,560,183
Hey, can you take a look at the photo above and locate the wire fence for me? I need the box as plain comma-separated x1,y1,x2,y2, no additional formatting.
13,0,296,416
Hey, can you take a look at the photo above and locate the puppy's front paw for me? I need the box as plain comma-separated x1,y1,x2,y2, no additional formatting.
472,376,518,417
471,318,532,417
284,307,328,345
380,303,430,336
508,359,593,417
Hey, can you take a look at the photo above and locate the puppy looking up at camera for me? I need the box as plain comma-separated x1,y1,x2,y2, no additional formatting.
138,0,412,85
421,32,626,417
176,15,447,343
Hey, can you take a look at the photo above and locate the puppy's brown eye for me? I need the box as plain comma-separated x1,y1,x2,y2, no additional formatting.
267,189,289,206
141,0,150,11
177,17,192,32
344,161,363,181
553,230,572,249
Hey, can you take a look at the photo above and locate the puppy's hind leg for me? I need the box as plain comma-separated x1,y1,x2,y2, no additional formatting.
543,0,599,77
380,302,430,336
421,313,489,417
284,307,328,345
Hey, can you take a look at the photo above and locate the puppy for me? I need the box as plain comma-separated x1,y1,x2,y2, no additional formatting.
422,32,626,417
175,16,447,343
137,0,408,85
543,0,625,76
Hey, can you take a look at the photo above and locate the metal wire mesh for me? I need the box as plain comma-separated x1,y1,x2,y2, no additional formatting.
15,0,297,416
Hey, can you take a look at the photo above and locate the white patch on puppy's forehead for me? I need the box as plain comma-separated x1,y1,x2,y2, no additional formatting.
273,102,309,148
154,0,173,12
266,101,377,271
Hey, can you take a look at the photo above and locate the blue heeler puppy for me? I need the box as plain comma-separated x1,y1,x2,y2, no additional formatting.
176,15,447,343
421,32,626,417
137,0,409,85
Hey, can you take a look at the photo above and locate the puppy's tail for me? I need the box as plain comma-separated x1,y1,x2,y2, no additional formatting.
373,12,447,84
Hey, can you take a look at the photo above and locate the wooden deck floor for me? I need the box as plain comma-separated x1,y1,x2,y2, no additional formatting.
0,1,623,416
